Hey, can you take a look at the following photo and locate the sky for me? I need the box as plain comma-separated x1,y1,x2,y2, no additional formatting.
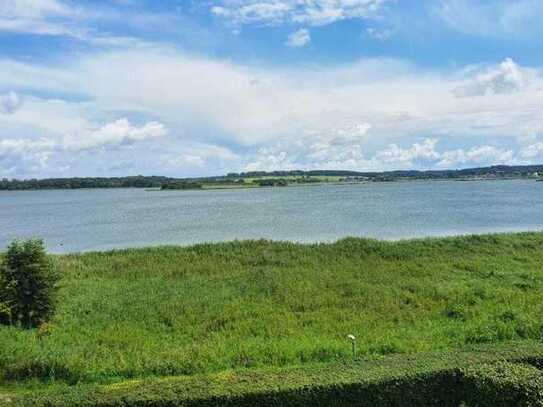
1,0,543,178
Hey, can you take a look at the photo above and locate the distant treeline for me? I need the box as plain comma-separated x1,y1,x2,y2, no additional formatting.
161,182,203,190
0,176,179,190
227,165,543,179
255,178,288,187
2,164,543,190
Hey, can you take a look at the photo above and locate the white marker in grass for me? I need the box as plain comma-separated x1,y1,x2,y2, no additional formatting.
347,334,357,358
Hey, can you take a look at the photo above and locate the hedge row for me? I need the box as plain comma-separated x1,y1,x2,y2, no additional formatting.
460,362,543,406
5,341,543,407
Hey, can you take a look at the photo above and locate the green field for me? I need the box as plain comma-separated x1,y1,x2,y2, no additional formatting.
199,175,345,190
240,175,343,183
3,232,543,404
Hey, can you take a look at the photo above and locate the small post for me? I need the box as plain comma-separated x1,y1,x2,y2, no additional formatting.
347,334,357,359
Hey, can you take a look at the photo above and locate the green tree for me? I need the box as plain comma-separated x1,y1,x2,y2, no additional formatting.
0,239,59,328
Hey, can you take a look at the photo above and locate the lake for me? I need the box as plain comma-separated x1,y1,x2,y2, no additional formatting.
2,179,543,253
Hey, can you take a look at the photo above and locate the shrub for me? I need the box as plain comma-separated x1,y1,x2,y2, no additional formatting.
460,361,543,406
0,239,59,328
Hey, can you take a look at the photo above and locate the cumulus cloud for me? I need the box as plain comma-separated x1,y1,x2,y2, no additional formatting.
286,28,310,47
70,50,439,148
3,45,543,177
245,137,520,172
455,58,535,97
166,144,239,169
0,117,168,176
379,141,515,169
0,137,56,175
0,91,22,114
244,149,295,172
64,119,167,151
376,139,440,167
306,123,372,164
211,0,389,26
437,145,514,168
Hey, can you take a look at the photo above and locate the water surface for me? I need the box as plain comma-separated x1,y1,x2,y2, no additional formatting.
1,180,542,253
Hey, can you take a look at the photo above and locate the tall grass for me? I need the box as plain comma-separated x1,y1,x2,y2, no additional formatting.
1,232,543,385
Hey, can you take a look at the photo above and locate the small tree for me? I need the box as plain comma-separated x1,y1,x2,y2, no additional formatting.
0,239,59,328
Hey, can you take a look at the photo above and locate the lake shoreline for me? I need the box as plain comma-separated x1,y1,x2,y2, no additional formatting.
5,232,543,404
2,175,541,192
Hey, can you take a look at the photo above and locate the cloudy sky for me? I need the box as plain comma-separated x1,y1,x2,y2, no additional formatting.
1,0,543,178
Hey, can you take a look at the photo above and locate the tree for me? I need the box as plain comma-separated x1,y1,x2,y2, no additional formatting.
0,239,59,328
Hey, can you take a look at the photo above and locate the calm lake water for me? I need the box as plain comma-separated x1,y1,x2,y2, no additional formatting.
2,179,543,253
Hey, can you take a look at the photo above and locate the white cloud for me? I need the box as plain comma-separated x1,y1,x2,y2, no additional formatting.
0,137,56,175
244,149,295,172
286,28,310,47
0,91,22,114
0,59,80,93
377,141,515,170
437,145,514,168
0,116,168,176
0,0,181,46
376,139,440,166
211,2,291,24
0,0,72,19
520,143,543,160
0,0,82,37
211,0,389,26
366,27,393,41
70,51,432,148
306,123,371,164
244,137,521,172
3,45,543,177
166,144,239,169
435,0,543,38
0,18,77,36
455,58,536,97
63,119,167,151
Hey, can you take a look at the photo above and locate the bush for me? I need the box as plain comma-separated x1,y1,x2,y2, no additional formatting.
0,239,59,328
460,362,543,406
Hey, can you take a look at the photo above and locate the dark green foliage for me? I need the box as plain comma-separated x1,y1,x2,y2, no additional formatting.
3,163,543,190
255,178,289,187
0,176,177,190
228,164,543,180
161,182,203,190
460,362,543,406
7,342,543,406
0,239,59,328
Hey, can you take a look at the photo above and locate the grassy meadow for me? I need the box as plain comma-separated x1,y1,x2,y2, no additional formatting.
2,232,543,387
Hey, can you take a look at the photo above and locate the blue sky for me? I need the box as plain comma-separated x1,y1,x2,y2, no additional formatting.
1,0,543,178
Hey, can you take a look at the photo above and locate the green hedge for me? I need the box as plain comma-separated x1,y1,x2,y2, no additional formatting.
6,341,543,406
460,362,543,406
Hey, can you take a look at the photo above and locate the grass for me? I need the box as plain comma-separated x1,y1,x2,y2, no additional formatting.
198,175,344,190
241,175,343,183
7,341,543,406
1,232,543,387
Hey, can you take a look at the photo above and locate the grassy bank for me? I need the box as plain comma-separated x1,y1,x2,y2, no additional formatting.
2,232,543,388
6,341,543,406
